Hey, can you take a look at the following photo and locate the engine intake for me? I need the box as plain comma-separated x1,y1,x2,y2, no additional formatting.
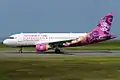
36,43,49,52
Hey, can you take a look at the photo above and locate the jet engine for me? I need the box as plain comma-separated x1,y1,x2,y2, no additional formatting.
36,43,50,52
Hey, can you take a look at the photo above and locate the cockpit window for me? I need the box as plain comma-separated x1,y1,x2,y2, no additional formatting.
8,37,14,39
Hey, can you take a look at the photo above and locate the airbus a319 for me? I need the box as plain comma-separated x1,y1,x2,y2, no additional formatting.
3,13,116,53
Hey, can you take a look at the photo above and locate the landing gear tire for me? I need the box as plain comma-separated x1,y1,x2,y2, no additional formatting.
54,48,68,54
55,48,61,53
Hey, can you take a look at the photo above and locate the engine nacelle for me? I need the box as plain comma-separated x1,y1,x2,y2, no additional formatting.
36,43,50,52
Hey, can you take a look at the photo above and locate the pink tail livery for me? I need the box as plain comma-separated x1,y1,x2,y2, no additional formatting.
63,12,116,47
91,12,113,37
88,12,115,42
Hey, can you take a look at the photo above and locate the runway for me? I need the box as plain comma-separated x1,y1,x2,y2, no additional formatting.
1,50,120,57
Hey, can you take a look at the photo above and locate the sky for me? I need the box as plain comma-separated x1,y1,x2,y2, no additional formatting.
0,0,120,39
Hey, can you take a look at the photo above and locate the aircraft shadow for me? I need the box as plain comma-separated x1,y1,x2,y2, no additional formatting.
4,50,113,54
4,51,70,54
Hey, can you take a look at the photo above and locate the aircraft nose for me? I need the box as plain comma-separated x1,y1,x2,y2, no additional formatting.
3,39,17,46
3,40,8,45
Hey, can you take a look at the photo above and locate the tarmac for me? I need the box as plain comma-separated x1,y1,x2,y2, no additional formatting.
1,50,120,57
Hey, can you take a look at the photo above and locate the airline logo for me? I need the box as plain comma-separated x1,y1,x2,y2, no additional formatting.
101,22,109,32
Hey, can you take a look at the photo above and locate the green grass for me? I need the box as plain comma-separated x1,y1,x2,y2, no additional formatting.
1,40,120,51
1,56,120,80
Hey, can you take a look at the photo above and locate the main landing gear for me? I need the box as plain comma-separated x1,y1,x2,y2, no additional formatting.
55,48,61,53
54,47,68,54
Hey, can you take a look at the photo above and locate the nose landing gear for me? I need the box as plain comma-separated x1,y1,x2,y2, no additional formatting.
19,47,23,53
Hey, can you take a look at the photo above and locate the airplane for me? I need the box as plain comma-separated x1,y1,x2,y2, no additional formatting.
3,12,116,53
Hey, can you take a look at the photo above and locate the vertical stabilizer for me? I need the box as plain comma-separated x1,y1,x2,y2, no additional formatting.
91,12,113,36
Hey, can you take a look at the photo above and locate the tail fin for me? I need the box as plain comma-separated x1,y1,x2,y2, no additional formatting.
91,12,113,36
88,12,114,42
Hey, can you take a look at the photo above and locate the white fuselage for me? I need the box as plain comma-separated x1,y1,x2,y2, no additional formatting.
3,33,86,46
